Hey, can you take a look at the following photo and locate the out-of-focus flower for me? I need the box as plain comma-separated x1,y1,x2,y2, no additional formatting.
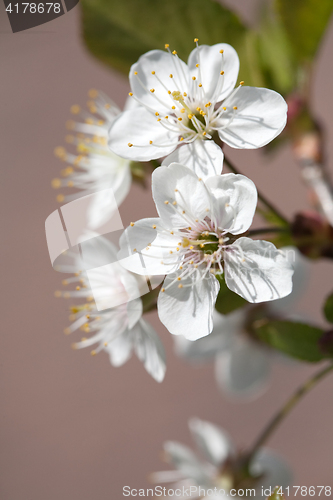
175,248,306,398
55,236,166,382
108,41,287,178
119,163,294,340
151,417,292,499
291,211,333,259
52,90,132,227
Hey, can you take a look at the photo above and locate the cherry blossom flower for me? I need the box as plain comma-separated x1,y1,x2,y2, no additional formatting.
108,41,287,178
52,90,132,227
174,248,306,397
55,236,166,382
151,417,292,499
118,163,294,340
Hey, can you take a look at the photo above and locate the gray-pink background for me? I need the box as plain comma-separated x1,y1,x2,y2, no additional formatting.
1,2,333,498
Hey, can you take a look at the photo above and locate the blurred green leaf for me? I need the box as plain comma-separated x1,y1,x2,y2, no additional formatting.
81,0,246,75
276,0,333,62
255,320,326,362
215,274,248,315
324,292,333,324
257,7,296,95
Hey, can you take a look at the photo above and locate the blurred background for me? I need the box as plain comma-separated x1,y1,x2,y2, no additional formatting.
1,1,333,498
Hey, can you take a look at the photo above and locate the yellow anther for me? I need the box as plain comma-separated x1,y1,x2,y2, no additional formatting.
51,178,61,189
181,108,185,113
223,107,227,111
178,284,183,288
134,71,138,75
203,132,207,136
169,74,173,78
233,106,238,110
220,49,224,54
130,222,135,226
172,106,176,109
192,76,196,80
133,248,137,252
172,201,177,205
170,231,174,235
88,89,98,98
169,250,173,254
155,112,159,116
198,83,202,88
165,44,169,49
177,277,181,281
149,140,153,144
189,245,194,250
194,38,199,42
104,103,111,109
70,105,80,114
188,114,194,119
172,50,177,55
168,90,171,94
200,244,204,248
183,92,187,96
196,107,201,111
161,288,165,292
220,71,224,75
165,116,168,119
128,143,133,147
239,81,244,85
180,137,184,141
67,181,74,187
195,63,199,67
54,146,66,159
151,71,155,75
56,194,64,203
174,189,178,192
178,117,182,121
152,225,157,229
65,135,74,144
104,342,108,347
182,210,185,214
176,247,180,251
76,286,80,291
164,200,169,204
179,265,183,269
129,92,133,96
157,118,161,122
150,88,155,93
190,260,194,265
91,350,97,356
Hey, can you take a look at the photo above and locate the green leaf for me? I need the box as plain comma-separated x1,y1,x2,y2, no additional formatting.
324,292,333,324
81,0,246,75
276,0,333,62
215,274,248,315
255,320,326,362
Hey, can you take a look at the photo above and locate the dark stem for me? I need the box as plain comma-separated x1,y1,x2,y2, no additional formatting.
247,227,289,237
223,156,289,225
246,362,333,464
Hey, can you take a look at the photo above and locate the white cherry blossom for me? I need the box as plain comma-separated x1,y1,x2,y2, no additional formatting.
52,90,132,227
108,41,287,178
118,163,294,340
175,248,307,397
55,236,166,382
151,417,292,499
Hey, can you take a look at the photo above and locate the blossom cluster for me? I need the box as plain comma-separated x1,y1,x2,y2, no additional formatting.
51,40,295,388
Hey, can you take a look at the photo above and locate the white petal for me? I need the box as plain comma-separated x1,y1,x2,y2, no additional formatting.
174,310,243,361
126,297,143,329
215,340,271,397
189,418,233,466
132,319,166,382
162,141,223,179
152,163,211,228
224,238,294,303
157,272,220,340
267,247,308,316
250,449,292,491
106,329,133,366
217,87,288,149
205,174,257,234
130,50,190,111
108,107,179,161
164,442,210,486
188,43,239,102
118,217,180,275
